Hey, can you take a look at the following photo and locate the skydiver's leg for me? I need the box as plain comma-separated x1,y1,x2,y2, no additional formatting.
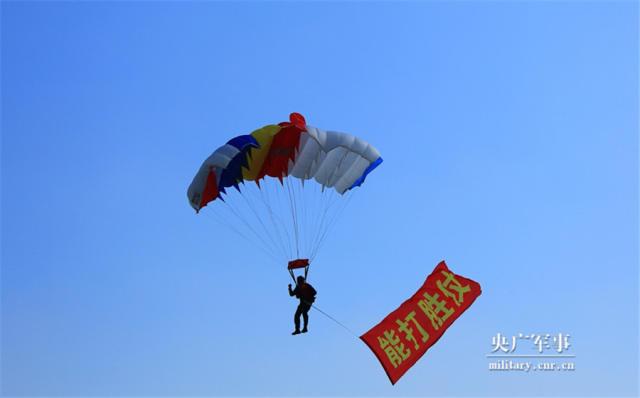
301,303,310,332
294,304,303,332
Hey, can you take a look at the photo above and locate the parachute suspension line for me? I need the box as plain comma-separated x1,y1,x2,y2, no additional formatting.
310,192,354,263
303,180,314,258
240,183,287,258
293,177,305,258
238,186,288,262
305,187,327,261
285,179,296,259
258,181,292,263
292,177,302,259
258,181,294,261
204,208,281,265
307,182,316,256
271,178,294,259
307,189,342,261
305,148,351,260
300,180,313,256
297,178,312,258
288,268,297,283
296,177,309,258
285,177,301,259
309,195,340,262
263,179,293,259
220,197,283,262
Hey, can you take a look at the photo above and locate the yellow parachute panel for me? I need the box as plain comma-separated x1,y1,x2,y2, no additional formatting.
242,124,281,180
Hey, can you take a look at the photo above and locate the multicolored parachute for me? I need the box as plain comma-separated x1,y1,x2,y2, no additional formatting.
187,113,382,273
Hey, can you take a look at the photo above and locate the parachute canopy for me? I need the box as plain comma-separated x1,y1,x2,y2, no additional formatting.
187,113,383,213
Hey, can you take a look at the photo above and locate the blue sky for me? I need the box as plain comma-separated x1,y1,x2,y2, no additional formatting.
1,1,638,396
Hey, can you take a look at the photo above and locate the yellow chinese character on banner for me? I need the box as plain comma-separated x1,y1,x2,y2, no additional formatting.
396,311,430,350
418,292,454,330
378,329,410,368
437,270,471,307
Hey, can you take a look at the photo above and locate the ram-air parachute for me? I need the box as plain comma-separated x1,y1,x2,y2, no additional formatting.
187,113,382,277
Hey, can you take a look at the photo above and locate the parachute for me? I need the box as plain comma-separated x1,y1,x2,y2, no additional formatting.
187,113,382,277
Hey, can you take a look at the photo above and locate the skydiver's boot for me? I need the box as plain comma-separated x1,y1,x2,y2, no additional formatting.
301,327,308,333
292,329,301,335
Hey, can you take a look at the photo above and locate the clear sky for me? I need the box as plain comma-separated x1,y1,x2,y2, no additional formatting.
1,1,638,397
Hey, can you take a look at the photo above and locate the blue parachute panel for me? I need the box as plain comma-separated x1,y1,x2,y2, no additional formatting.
348,157,383,191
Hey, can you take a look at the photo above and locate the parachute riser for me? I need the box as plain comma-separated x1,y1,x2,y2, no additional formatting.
288,264,310,284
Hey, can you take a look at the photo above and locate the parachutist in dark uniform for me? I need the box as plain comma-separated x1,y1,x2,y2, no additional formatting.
288,276,317,335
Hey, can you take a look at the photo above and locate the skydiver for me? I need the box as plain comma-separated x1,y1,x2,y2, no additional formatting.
288,275,317,335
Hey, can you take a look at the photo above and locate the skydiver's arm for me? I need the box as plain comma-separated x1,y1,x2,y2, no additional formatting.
288,284,295,296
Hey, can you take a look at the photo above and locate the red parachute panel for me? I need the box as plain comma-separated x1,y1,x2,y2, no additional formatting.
198,168,220,211
256,114,306,182
256,123,304,182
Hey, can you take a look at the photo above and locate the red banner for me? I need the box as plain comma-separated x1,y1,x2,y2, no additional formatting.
360,261,481,384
